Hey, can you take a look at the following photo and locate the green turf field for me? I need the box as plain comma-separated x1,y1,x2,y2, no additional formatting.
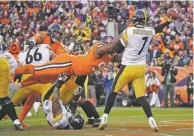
0,107,193,136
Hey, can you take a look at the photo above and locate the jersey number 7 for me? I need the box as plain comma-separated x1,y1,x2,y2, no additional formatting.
138,37,148,55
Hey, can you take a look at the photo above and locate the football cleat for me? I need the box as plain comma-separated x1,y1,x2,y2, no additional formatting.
86,117,95,125
148,117,159,132
14,124,23,131
98,114,108,130
92,118,101,127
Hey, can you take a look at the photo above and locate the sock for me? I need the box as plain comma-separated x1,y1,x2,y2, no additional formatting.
137,96,153,118
19,93,38,122
104,92,117,114
13,119,20,125
79,100,100,119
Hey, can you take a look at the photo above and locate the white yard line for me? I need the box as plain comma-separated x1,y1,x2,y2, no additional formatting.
109,114,193,118
176,128,193,130
14,107,193,111
154,134,174,136
85,133,112,136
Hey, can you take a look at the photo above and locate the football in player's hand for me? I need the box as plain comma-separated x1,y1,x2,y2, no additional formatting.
167,8,179,20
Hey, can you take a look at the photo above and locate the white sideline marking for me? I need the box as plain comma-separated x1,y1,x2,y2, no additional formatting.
109,114,193,118
14,107,193,111
155,134,174,136
85,133,112,136
161,120,192,124
176,128,193,130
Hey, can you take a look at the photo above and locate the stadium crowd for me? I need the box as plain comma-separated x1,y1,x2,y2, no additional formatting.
0,1,193,67
0,1,193,107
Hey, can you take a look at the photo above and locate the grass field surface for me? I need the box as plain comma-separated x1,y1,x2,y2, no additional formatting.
0,107,193,136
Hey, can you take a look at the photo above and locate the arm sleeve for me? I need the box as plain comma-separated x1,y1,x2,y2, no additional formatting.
154,21,171,34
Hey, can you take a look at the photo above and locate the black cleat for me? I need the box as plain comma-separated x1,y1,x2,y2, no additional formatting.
92,118,101,127
14,124,23,131
86,118,96,125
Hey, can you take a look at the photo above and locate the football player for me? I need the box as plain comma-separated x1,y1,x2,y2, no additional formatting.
98,9,175,132
43,74,84,130
27,23,65,54
10,38,123,89
11,44,56,127
0,57,22,131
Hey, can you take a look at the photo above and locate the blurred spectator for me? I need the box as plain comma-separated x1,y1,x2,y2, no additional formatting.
187,73,193,105
163,51,172,62
162,59,178,108
177,50,191,67
150,46,162,66
146,71,161,108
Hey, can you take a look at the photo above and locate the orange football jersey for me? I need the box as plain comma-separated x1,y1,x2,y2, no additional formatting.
72,42,113,76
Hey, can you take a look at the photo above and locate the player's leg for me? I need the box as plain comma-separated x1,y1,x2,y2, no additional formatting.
0,97,23,131
68,76,87,114
132,65,159,132
9,75,42,95
12,64,35,75
99,65,131,130
18,92,40,127
33,54,72,77
0,58,22,130
79,98,100,126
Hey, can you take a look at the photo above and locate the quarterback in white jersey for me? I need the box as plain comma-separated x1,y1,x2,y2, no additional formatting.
120,26,155,65
0,43,17,70
99,9,174,132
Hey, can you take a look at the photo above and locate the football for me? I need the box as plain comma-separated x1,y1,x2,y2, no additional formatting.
167,8,179,20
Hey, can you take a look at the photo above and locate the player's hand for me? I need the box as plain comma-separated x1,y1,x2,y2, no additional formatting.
58,73,68,83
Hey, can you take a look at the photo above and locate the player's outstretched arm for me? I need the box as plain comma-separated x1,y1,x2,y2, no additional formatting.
154,16,174,34
111,54,122,63
95,32,124,58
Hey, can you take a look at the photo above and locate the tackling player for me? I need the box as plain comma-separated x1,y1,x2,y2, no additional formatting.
10,38,123,89
98,9,175,132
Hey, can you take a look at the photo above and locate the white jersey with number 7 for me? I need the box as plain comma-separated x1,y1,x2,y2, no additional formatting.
120,26,155,65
